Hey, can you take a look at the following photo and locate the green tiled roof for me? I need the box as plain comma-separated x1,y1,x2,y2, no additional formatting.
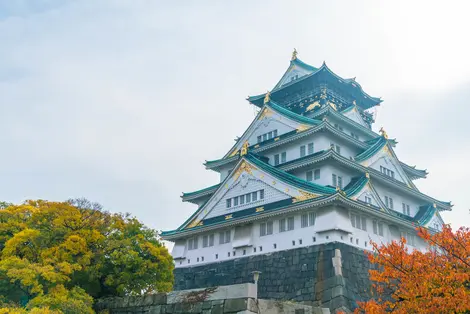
246,153,336,195
182,183,221,199
355,136,387,162
248,62,382,110
343,175,369,197
268,101,321,126
400,162,428,179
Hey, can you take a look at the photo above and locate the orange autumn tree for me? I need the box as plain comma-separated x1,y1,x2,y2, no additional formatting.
356,225,470,314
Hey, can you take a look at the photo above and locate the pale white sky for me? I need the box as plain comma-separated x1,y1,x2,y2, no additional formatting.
0,0,469,232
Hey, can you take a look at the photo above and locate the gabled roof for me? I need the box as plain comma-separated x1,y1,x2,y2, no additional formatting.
178,153,337,231
400,162,428,180
277,149,452,211
207,119,368,172
223,101,321,159
354,136,388,162
248,61,382,110
272,57,318,90
181,183,220,204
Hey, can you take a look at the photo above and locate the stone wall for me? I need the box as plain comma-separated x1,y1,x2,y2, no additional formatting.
94,283,330,314
174,242,372,311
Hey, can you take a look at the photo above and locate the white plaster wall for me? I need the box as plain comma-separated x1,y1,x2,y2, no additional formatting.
249,118,295,145
174,206,424,268
318,164,358,188
261,133,360,167
370,156,407,184
373,181,423,217
205,178,291,219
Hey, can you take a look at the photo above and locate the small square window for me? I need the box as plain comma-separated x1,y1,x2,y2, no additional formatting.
273,243,277,249
259,246,263,252
281,152,287,163
299,239,303,245
300,145,306,157
260,190,265,200
292,240,295,246
314,169,320,180
253,247,257,252
313,237,316,242
306,171,313,182
252,191,258,202
243,249,246,255
215,254,218,259
308,143,314,155
228,252,230,257
246,193,251,203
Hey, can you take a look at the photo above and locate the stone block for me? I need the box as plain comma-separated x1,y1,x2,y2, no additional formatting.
224,298,247,313
149,305,162,314
211,303,224,314
202,301,213,310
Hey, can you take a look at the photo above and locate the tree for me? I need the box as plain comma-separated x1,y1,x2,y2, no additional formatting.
0,200,174,313
356,225,470,314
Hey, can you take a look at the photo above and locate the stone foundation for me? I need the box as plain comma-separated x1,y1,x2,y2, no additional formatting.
94,283,330,314
174,242,372,311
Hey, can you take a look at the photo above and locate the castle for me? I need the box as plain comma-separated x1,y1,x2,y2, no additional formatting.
161,50,451,310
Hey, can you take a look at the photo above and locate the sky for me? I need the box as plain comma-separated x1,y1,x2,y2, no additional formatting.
1,0,470,234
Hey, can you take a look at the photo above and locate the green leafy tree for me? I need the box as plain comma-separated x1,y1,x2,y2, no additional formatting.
0,199,174,313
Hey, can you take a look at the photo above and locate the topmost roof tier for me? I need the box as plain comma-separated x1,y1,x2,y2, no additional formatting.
247,50,382,111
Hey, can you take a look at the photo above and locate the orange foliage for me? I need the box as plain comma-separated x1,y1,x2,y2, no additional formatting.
355,225,470,314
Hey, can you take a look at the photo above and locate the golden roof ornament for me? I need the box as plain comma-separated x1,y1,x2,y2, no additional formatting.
379,127,388,139
240,140,250,156
291,48,298,61
365,172,370,179
263,90,271,104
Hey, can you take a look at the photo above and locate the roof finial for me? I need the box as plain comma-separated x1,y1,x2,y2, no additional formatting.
379,127,389,139
263,90,271,104
240,140,249,156
291,48,298,61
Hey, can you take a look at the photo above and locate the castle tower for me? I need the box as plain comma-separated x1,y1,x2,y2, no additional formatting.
161,51,451,310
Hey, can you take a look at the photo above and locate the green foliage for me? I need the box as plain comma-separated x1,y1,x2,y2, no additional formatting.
0,199,174,313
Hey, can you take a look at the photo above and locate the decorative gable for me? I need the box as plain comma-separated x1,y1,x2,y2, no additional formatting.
275,65,312,89
342,106,368,128
359,144,414,188
225,105,315,158
424,211,444,231
349,178,387,211
183,158,325,230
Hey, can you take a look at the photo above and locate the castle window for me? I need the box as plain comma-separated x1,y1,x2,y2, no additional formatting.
260,190,265,200
243,249,246,255
306,171,313,182
292,240,295,246
351,213,367,231
301,212,315,228
351,132,359,140
201,256,204,261
219,230,231,244
215,254,218,259
260,221,273,236
299,239,303,245
188,237,198,250
380,166,395,179
279,217,294,232
234,197,239,206
246,193,251,203
314,169,320,180
300,145,306,157
197,257,199,262
274,154,280,166
281,152,287,163
332,174,343,189
334,123,343,131
384,196,394,209
239,195,245,205
226,199,232,208
372,220,384,236
259,130,278,144
402,203,410,216
308,143,314,154
259,246,263,252
365,196,372,204
202,234,214,248
402,232,416,246
253,247,257,252
252,191,258,202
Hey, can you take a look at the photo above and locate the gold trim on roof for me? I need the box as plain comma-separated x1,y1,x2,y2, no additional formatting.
233,161,256,181
293,190,319,203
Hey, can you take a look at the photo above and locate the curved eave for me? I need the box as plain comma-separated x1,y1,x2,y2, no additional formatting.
248,63,382,109
278,149,452,211
223,102,321,159
206,121,369,172
161,193,422,240
355,136,387,162
181,183,221,203
309,106,378,139
400,162,428,180
414,204,437,226
272,58,318,90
